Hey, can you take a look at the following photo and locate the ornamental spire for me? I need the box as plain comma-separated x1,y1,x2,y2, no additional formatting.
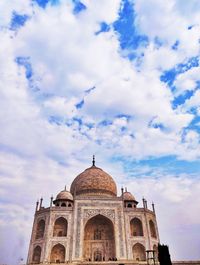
92,155,95,166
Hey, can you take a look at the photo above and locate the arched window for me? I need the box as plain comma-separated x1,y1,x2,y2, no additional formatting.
68,203,72,207
149,220,157,238
61,203,66,207
32,246,41,263
53,217,68,237
35,219,45,239
127,203,132,208
130,217,143,236
132,243,146,261
50,244,65,263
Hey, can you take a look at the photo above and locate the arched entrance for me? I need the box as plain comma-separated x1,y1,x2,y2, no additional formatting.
50,244,65,263
149,220,157,238
132,243,146,261
32,246,41,263
83,214,115,261
36,219,45,239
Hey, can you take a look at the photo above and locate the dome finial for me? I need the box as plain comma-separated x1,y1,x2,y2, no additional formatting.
92,155,95,166
64,185,66,191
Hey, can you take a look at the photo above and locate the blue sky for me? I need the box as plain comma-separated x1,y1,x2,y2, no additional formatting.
0,0,200,264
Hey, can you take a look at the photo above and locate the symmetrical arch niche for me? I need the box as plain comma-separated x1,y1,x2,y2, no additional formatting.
84,214,115,261
130,217,143,236
149,220,157,238
53,217,68,237
50,244,65,263
32,246,41,263
132,243,146,261
35,219,45,239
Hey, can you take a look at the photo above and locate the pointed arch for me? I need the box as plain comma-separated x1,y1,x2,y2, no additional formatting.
130,217,143,236
50,244,65,263
35,219,45,239
132,243,146,261
84,214,115,261
32,245,41,263
53,217,68,237
149,220,157,238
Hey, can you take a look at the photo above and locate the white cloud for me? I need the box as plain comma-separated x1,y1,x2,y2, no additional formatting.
124,173,200,260
134,0,200,77
174,66,200,95
81,0,121,24
183,90,200,115
175,0,200,21
0,0,32,27
141,44,179,71
1,0,197,161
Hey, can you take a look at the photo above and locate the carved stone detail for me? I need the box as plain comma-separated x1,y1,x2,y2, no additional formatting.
83,208,115,223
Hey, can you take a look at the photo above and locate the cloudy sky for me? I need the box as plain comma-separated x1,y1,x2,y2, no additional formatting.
0,0,200,264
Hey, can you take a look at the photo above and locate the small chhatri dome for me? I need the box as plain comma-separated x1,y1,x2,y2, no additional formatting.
56,188,73,201
122,190,136,201
70,157,117,197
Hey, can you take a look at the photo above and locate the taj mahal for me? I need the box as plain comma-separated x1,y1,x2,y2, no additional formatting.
27,157,160,264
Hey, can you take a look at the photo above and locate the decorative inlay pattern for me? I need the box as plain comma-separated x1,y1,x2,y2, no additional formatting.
83,209,115,223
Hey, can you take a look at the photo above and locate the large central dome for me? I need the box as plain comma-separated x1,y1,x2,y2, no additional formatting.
70,164,117,197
